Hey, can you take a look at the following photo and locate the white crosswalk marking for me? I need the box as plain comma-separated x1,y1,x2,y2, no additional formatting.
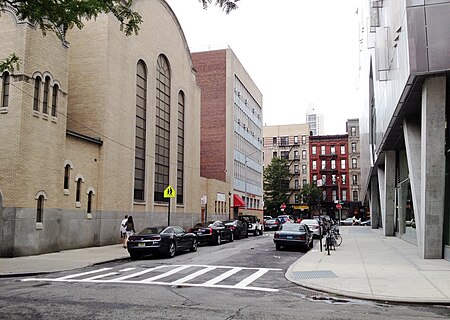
234,268,269,288
111,265,168,281
22,264,282,292
203,267,242,286
56,268,113,280
170,266,216,285
141,265,191,283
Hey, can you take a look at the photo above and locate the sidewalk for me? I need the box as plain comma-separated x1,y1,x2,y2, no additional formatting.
286,227,450,304
1,228,450,304
0,244,129,276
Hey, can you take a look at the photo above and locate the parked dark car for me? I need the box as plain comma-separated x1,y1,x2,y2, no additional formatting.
273,223,313,252
223,219,248,239
264,217,281,231
127,226,197,259
190,221,234,245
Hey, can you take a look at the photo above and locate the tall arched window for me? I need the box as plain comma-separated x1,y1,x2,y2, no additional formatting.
36,195,44,222
64,164,70,189
87,191,93,213
154,55,171,202
76,178,82,202
1,72,10,109
42,76,50,114
33,76,41,111
177,91,185,204
51,84,58,117
134,60,147,201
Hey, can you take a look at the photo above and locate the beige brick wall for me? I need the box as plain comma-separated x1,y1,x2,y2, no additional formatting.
65,0,202,215
1,0,203,255
0,8,69,209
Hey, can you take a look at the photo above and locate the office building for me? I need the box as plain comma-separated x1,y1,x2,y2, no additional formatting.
192,48,264,221
358,0,450,259
346,119,363,217
306,105,324,136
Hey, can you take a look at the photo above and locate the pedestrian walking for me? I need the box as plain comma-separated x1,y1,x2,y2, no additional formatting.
124,216,135,248
120,215,128,248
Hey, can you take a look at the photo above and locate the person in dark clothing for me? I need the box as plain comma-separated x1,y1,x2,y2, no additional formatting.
124,216,136,248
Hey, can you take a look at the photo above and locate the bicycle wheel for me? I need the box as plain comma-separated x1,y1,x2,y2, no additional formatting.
334,234,342,246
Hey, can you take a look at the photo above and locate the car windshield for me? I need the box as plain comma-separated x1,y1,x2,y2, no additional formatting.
193,223,209,228
281,224,303,232
301,219,318,225
138,227,166,235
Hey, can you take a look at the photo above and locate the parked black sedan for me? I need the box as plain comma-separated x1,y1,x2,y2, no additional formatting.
273,223,313,252
223,219,248,239
127,226,197,259
190,221,234,245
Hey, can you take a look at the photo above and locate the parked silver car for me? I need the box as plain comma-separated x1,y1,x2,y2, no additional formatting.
300,219,322,238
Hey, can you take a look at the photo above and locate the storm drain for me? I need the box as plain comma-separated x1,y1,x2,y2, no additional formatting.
291,270,337,280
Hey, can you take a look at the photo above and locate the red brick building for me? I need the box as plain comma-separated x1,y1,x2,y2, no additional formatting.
309,134,349,219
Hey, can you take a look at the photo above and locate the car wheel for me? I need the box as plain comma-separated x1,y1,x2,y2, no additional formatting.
254,230,258,236
129,252,140,260
245,231,249,238
189,238,198,252
309,239,314,248
229,232,234,242
259,228,264,235
275,243,281,250
216,234,222,245
166,241,176,258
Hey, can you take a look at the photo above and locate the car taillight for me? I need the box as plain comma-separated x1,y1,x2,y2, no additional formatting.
275,221,279,224
274,233,279,238
297,235,306,240
210,228,213,234
230,226,236,230
188,228,193,233
151,236,161,241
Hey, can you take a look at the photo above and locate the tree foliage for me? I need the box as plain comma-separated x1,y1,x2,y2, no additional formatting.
200,0,239,13
0,0,240,72
263,157,290,209
299,183,322,214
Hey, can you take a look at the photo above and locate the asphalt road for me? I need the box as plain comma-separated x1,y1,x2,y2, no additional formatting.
0,233,449,320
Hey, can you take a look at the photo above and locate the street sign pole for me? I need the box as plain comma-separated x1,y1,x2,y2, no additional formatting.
167,197,170,226
164,185,176,226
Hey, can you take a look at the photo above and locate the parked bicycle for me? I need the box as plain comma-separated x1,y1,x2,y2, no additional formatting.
330,225,342,247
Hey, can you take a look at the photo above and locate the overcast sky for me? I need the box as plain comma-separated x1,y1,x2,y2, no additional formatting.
166,0,361,134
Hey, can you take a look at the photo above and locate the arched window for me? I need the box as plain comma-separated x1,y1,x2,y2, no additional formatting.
42,76,50,114
33,76,41,111
51,84,58,117
154,55,171,202
76,178,82,202
36,195,44,222
134,60,147,201
87,191,93,213
177,91,185,204
1,72,10,109
64,164,70,189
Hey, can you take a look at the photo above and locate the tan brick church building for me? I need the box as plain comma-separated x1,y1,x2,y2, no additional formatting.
0,0,204,257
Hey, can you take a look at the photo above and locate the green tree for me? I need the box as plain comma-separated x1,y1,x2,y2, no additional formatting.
299,183,321,215
263,157,290,210
0,0,240,71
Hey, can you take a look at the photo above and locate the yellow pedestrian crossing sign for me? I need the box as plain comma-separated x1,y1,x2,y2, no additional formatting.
164,185,176,198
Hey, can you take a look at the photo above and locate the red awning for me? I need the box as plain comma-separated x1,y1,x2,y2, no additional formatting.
233,194,245,207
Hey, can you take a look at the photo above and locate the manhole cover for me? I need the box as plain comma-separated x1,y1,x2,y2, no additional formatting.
291,270,337,280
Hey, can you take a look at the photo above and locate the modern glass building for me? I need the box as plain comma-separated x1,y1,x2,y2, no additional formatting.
358,0,450,260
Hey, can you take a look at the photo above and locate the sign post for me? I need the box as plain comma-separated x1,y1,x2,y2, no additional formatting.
164,185,176,225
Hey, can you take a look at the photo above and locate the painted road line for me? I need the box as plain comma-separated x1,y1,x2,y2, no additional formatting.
233,268,270,289
141,265,191,283
110,265,168,281
170,266,217,285
203,267,243,286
